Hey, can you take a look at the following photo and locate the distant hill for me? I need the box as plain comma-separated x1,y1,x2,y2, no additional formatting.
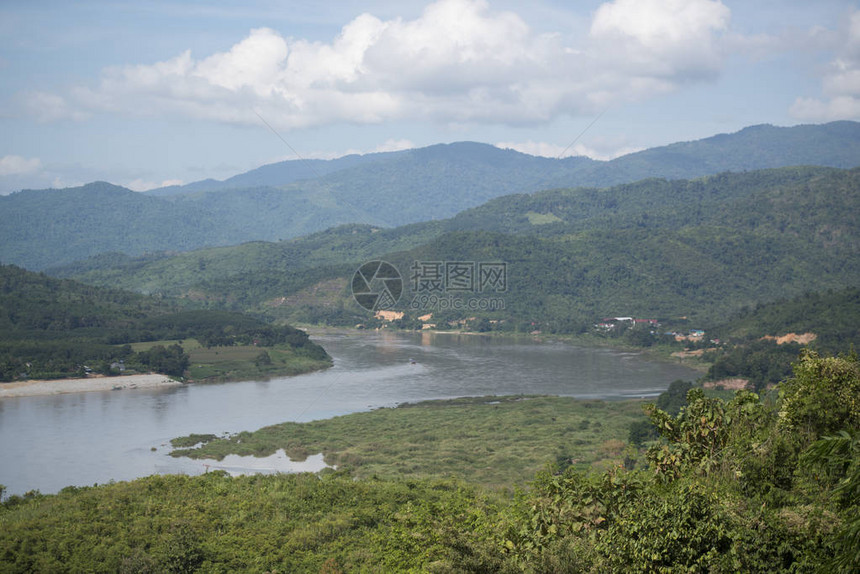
0,182,251,270
54,166,860,327
591,121,860,182
3,121,859,271
149,121,860,195
147,152,384,196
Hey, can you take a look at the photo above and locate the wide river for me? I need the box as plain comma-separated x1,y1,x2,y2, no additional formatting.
0,331,698,495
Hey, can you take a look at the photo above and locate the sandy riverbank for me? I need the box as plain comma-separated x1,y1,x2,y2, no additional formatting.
0,374,182,398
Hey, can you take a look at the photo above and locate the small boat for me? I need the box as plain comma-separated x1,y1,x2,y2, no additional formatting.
409,358,417,365
111,385,123,391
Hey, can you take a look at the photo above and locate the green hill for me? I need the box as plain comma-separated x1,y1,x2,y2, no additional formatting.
712,287,860,346
699,287,860,391
3,122,859,271
53,167,860,329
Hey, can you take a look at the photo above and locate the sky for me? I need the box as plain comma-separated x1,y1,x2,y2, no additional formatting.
1,0,858,194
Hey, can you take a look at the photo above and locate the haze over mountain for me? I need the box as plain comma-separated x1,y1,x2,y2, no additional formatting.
149,121,860,195
2,121,859,271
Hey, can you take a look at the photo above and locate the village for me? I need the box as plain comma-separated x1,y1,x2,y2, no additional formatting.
594,316,710,342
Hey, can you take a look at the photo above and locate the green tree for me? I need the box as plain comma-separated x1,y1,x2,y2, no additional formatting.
254,350,272,367
779,350,860,438
802,430,860,573
656,379,693,415
137,344,189,378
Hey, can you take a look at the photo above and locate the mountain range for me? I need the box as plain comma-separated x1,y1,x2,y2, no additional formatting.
52,165,860,328
2,121,859,271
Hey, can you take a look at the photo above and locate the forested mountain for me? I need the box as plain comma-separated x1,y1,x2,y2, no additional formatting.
54,167,860,328
146,151,392,196
0,263,177,334
2,121,858,270
0,182,251,270
149,121,860,195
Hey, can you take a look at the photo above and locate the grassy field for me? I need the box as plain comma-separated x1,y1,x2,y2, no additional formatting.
126,338,331,382
172,395,647,488
185,344,330,381
127,338,203,352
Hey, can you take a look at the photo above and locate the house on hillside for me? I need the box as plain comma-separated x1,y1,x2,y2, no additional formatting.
375,310,404,322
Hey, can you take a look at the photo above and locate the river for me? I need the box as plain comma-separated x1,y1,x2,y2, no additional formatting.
0,331,699,495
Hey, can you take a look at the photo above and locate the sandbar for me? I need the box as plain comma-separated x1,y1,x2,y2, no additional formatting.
0,374,181,398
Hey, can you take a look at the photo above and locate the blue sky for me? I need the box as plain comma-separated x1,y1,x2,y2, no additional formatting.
1,0,858,193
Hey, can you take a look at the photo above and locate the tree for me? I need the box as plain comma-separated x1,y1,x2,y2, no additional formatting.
137,344,189,378
656,379,693,415
254,350,272,367
778,350,860,438
802,430,860,573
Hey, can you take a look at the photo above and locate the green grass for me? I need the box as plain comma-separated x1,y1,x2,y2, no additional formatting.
525,210,563,225
127,338,203,352
169,433,218,448
172,395,646,488
185,344,331,382
188,345,261,363
128,339,333,382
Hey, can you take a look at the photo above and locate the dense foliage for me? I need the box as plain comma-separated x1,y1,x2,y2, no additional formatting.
711,287,860,347
702,286,860,391
0,265,328,381
56,167,860,331
0,472,494,573
1,351,856,572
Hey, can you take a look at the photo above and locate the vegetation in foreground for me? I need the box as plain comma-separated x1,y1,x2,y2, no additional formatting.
1,350,857,572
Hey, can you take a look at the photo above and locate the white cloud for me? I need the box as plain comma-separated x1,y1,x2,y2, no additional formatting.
370,138,415,153
26,0,738,129
790,11,860,121
125,178,185,192
590,0,730,79
495,140,642,161
0,155,41,176
290,139,417,161
22,92,90,122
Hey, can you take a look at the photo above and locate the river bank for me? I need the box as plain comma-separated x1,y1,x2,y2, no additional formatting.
0,373,181,398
